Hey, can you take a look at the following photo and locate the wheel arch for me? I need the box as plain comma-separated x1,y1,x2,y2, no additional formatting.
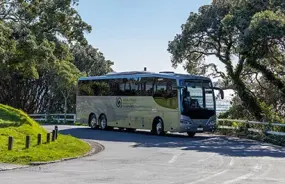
152,116,163,130
98,113,107,121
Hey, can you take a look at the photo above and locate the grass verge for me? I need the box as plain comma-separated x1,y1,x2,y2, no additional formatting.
0,104,91,165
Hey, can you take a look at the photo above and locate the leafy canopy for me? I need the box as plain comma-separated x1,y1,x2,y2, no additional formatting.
0,0,114,113
168,0,285,120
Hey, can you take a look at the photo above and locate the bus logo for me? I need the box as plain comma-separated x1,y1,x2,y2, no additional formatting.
116,97,122,108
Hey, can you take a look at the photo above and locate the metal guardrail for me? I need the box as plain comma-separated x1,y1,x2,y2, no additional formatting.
29,114,76,123
218,119,285,136
27,115,285,136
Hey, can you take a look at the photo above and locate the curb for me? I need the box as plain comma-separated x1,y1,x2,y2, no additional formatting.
29,140,104,166
0,140,104,171
0,165,29,172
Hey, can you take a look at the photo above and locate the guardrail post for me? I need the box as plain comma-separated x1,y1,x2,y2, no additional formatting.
73,114,76,124
52,130,56,141
55,126,58,139
37,134,42,145
47,133,50,143
8,136,13,150
25,135,30,149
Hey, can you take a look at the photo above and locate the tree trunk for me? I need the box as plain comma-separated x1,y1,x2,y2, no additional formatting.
232,76,264,120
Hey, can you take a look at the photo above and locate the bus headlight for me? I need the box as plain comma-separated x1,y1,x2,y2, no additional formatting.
180,119,192,124
206,120,216,126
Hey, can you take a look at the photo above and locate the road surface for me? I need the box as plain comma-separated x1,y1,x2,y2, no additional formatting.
0,125,285,184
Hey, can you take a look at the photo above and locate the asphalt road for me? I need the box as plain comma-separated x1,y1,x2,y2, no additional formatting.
1,125,285,184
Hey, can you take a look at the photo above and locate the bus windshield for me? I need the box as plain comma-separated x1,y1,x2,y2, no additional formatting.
180,80,215,112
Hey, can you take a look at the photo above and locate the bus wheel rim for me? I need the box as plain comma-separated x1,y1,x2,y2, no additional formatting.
101,118,106,129
91,118,96,128
156,120,162,134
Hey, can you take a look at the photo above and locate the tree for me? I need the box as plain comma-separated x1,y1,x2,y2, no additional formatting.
240,9,285,96
72,43,114,76
0,0,91,45
167,0,285,120
0,0,91,113
53,61,81,123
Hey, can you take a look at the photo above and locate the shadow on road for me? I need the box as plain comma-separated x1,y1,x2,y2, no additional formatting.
58,126,285,158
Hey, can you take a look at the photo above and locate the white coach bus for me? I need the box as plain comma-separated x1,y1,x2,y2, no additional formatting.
76,71,224,137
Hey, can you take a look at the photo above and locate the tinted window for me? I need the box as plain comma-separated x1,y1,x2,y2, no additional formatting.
78,77,178,101
78,80,111,96
78,80,93,96
119,78,137,96
153,78,178,109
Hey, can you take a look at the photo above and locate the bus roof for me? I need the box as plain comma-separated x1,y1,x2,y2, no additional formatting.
79,71,211,81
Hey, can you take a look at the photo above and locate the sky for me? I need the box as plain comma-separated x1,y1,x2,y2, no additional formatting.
75,0,221,74
75,0,234,99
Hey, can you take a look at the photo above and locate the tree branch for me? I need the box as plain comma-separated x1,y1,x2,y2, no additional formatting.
255,73,268,91
205,63,226,79
186,50,216,56
235,56,245,77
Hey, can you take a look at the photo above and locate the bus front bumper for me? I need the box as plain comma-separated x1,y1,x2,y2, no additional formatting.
179,123,216,133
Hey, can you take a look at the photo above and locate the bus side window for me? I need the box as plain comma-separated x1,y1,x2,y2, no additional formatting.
78,80,94,96
108,79,121,96
138,77,154,96
129,78,137,96
153,78,177,98
152,78,178,109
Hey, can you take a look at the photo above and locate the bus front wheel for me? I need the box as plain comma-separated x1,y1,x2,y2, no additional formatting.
187,132,196,137
152,118,165,136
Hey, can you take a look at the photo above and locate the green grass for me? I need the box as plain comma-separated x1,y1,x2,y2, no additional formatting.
0,104,91,165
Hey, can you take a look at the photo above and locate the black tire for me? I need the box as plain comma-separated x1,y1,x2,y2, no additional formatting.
126,128,136,132
99,114,108,130
153,118,165,136
89,114,98,129
187,132,196,137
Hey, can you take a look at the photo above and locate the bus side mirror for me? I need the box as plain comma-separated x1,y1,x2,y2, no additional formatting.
220,89,224,99
213,87,224,100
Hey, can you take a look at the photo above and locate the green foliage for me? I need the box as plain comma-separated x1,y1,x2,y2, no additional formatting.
0,1,114,114
216,119,285,146
168,0,285,120
72,43,114,76
219,95,285,123
259,101,285,123
0,104,90,164
219,96,255,120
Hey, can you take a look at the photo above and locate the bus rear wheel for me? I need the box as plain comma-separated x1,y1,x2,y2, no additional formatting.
89,114,98,129
99,115,108,130
187,132,196,137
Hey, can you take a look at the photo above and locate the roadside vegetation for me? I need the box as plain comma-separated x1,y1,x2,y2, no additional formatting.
0,1,114,117
214,117,285,146
0,104,91,165
168,0,285,122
